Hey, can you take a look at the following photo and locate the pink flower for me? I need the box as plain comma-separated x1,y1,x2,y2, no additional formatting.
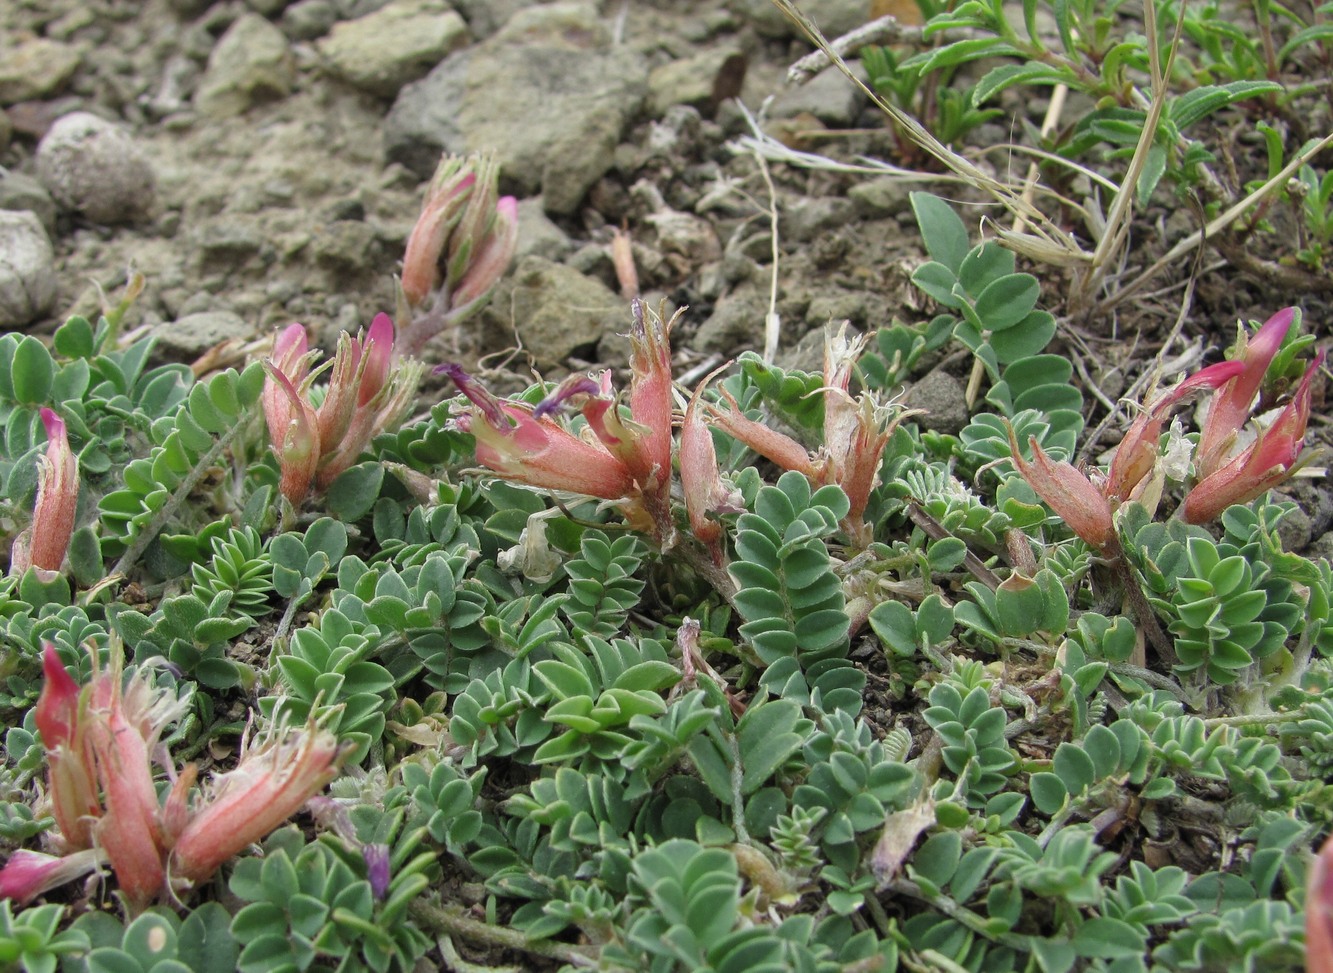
1182,350,1324,524
89,705,166,908
3,644,344,909
439,305,680,542
0,849,103,905
705,326,905,544
34,646,99,851
1309,831,1333,973
1007,426,1118,554
398,153,519,356
440,365,637,502
1103,360,1245,502
170,725,346,889
681,367,744,563
1196,307,1295,478
10,409,79,576
262,317,422,504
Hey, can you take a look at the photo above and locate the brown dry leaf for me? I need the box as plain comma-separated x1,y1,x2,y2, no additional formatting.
871,796,936,886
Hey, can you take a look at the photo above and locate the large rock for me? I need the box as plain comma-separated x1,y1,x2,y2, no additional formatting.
195,13,296,119
647,47,746,118
0,211,57,329
318,0,470,98
0,37,82,105
485,256,621,366
0,171,57,238
385,2,647,215
154,311,255,360
36,112,156,225
770,63,867,127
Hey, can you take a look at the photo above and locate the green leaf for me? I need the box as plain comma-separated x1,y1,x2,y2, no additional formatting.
915,37,1024,74
1052,741,1096,796
972,62,1070,104
54,315,96,359
912,831,963,889
910,262,965,307
1072,917,1147,958
991,310,1056,363
1030,772,1068,815
910,194,970,274
12,336,55,405
973,274,1040,331
1136,142,1168,204
325,462,385,521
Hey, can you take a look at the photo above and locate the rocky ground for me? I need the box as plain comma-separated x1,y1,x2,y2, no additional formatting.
1,0,1330,549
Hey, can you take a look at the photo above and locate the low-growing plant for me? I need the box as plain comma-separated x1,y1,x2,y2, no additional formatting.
2,121,1332,973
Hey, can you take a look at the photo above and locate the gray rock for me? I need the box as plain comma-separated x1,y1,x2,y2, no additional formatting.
313,219,382,272
318,0,469,98
385,3,648,214
282,0,340,39
485,255,621,367
0,211,57,329
0,171,57,239
155,310,254,359
693,286,766,355
805,291,867,329
729,0,872,40
647,47,746,118
248,0,297,15
0,38,82,105
770,63,866,127
36,112,156,225
906,369,969,434
194,217,266,269
784,196,856,242
515,198,573,261
195,13,296,119
450,0,537,38
848,177,913,219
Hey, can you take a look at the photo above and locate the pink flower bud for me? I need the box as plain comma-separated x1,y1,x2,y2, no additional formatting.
36,645,100,851
1182,350,1323,524
401,158,477,308
1310,832,1333,973
170,726,346,888
262,324,311,447
681,368,743,562
708,391,818,478
358,313,395,407
0,848,104,905
35,645,79,750
448,195,518,318
1007,425,1117,553
1197,307,1295,477
11,409,79,575
89,705,166,909
263,363,321,505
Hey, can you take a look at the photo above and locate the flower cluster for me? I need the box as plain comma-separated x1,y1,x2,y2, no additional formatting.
708,326,912,546
441,309,908,558
0,645,346,910
263,314,422,505
9,408,78,578
1011,307,1324,553
397,152,518,356
440,301,684,546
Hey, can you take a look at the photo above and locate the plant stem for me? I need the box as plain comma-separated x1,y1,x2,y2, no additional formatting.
110,422,244,581
409,900,598,967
